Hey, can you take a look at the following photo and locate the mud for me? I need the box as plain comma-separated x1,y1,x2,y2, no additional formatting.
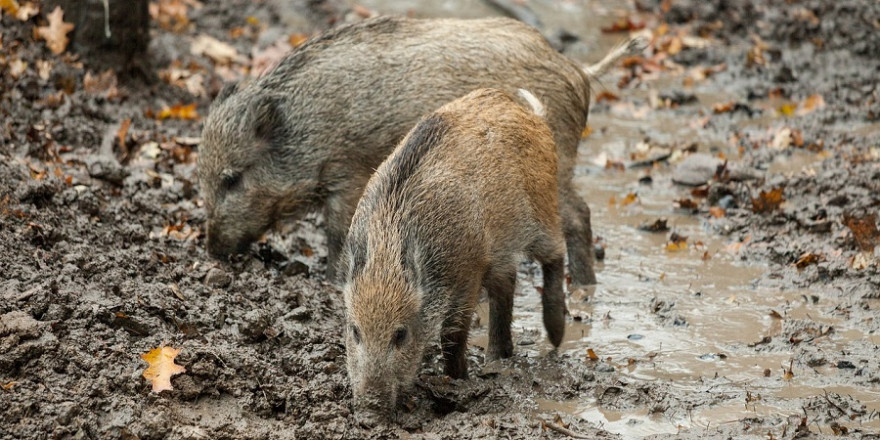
2,0,879,439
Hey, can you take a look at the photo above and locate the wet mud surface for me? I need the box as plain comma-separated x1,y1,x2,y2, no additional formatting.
2,0,879,439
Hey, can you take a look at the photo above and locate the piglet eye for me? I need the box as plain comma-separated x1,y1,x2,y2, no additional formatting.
392,327,407,347
220,170,242,190
351,325,362,344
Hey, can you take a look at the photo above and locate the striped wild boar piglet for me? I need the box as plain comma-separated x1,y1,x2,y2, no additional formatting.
341,89,566,427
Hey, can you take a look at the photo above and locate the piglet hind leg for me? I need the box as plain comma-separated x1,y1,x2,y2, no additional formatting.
484,268,517,360
540,258,566,347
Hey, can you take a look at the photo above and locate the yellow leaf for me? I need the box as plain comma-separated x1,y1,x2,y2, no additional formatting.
586,348,599,361
580,125,593,139
620,192,638,206
141,346,186,393
0,0,19,16
36,6,74,55
245,16,259,26
157,103,199,120
665,241,688,252
777,103,796,117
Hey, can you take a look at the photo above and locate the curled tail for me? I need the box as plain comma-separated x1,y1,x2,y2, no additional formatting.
517,88,546,117
582,35,649,79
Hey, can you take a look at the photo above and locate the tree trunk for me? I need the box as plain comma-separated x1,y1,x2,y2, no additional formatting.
43,0,150,74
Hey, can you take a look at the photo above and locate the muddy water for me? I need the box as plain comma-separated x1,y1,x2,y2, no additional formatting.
351,0,880,437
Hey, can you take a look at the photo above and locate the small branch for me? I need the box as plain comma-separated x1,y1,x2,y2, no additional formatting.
537,418,592,439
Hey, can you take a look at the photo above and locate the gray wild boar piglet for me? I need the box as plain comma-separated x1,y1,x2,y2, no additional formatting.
341,88,566,426
199,16,640,283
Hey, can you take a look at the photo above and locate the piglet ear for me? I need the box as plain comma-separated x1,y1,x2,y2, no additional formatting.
214,80,239,103
250,95,288,144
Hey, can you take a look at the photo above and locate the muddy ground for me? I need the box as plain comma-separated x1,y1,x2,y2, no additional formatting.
2,0,879,439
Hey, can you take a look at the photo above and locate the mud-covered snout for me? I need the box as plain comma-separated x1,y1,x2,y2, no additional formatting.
352,380,398,428
204,217,262,260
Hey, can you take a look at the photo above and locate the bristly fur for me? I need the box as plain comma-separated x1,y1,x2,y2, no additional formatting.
342,89,568,424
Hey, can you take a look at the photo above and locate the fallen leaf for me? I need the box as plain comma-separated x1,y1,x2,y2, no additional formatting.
796,94,825,116
156,103,199,120
83,69,119,97
769,310,783,319
770,127,792,149
8,58,27,79
602,17,645,33
638,218,669,233
852,252,874,270
149,0,190,32
843,213,880,252
191,34,240,65
665,240,687,252
581,125,593,139
117,118,132,149
713,101,735,114
701,250,711,261
777,103,796,117
36,6,74,55
0,0,19,16
751,188,784,213
665,232,688,251
587,348,599,361
35,59,52,80
709,207,725,218
288,33,308,47
620,192,638,206
794,252,820,269
674,198,699,211
595,91,619,103
141,346,186,393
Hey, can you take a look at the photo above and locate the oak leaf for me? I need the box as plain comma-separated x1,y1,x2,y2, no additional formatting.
141,346,186,392
36,6,74,55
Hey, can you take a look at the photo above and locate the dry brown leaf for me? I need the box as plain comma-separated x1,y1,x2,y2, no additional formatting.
843,213,880,252
586,348,599,361
141,346,186,393
665,232,688,252
709,206,725,218
117,118,131,148
581,125,593,139
191,34,240,65
35,59,52,80
620,192,638,206
770,127,792,149
796,94,825,116
36,6,74,55
674,198,699,211
289,33,308,47
150,0,190,32
602,17,645,33
83,69,119,96
794,252,820,269
751,188,784,213
595,91,619,103
8,58,27,79
713,101,735,114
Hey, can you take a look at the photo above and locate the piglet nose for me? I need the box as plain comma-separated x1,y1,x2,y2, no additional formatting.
355,409,384,428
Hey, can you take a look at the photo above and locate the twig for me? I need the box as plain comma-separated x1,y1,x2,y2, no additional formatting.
538,418,592,439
